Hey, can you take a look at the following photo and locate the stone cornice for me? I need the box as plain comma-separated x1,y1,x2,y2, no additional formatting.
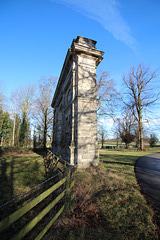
51,36,104,108
71,42,104,66
51,49,72,107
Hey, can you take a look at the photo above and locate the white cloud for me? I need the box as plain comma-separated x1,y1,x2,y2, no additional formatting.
98,117,114,128
53,0,136,49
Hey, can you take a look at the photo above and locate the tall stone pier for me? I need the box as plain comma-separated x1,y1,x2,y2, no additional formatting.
51,36,104,168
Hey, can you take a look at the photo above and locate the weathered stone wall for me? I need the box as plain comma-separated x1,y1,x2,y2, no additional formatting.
51,36,104,168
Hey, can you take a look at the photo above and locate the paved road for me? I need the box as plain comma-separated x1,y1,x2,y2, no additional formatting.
135,153,160,223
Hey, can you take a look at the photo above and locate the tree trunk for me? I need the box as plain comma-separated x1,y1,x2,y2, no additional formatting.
126,142,129,149
43,113,47,150
101,135,104,148
138,79,143,151
1,136,3,146
12,110,16,147
139,109,143,150
116,135,119,148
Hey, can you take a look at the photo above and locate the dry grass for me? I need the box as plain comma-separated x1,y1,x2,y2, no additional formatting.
45,150,160,240
1,149,160,239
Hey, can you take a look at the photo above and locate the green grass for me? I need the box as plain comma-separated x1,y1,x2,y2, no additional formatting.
47,149,160,240
0,152,45,207
1,149,160,239
99,142,160,149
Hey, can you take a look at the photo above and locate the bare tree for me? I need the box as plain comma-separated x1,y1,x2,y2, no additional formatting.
18,85,35,116
0,91,4,110
115,110,136,149
0,83,8,116
97,71,118,118
98,126,107,148
122,64,159,150
33,76,57,150
17,85,35,147
10,91,19,146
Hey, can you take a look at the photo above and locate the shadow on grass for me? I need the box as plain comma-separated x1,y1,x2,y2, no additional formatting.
100,153,140,166
0,154,45,209
33,148,46,157
0,156,14,205
103,160,133,166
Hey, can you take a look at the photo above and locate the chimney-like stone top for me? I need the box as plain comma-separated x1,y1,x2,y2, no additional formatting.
74,36,97,49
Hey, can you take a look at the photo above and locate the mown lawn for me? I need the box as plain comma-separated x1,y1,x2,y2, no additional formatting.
0,152,45,207
46,149,160,240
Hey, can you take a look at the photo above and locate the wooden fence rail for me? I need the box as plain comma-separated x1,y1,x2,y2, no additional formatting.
0,151,76,240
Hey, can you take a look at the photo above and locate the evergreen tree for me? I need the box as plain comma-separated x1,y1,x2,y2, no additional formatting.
19,111,29,147
0,110,13,146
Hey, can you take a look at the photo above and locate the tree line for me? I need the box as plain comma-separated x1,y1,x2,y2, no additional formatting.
0,63,159,151
98,64,159,150
0,76,57,150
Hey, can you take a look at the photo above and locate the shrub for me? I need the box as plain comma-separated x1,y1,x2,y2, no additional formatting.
149,133,158,147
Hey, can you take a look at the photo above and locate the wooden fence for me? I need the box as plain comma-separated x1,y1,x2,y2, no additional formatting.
0,150,76,240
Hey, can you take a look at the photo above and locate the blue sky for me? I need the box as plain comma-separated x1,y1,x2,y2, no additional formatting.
0,0,160,137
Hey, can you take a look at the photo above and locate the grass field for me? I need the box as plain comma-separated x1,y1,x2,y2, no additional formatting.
0,151,45,208
46,149,160,240
1,149,160,239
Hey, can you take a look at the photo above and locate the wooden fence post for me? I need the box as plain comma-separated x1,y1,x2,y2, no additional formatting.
65,167,71,215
